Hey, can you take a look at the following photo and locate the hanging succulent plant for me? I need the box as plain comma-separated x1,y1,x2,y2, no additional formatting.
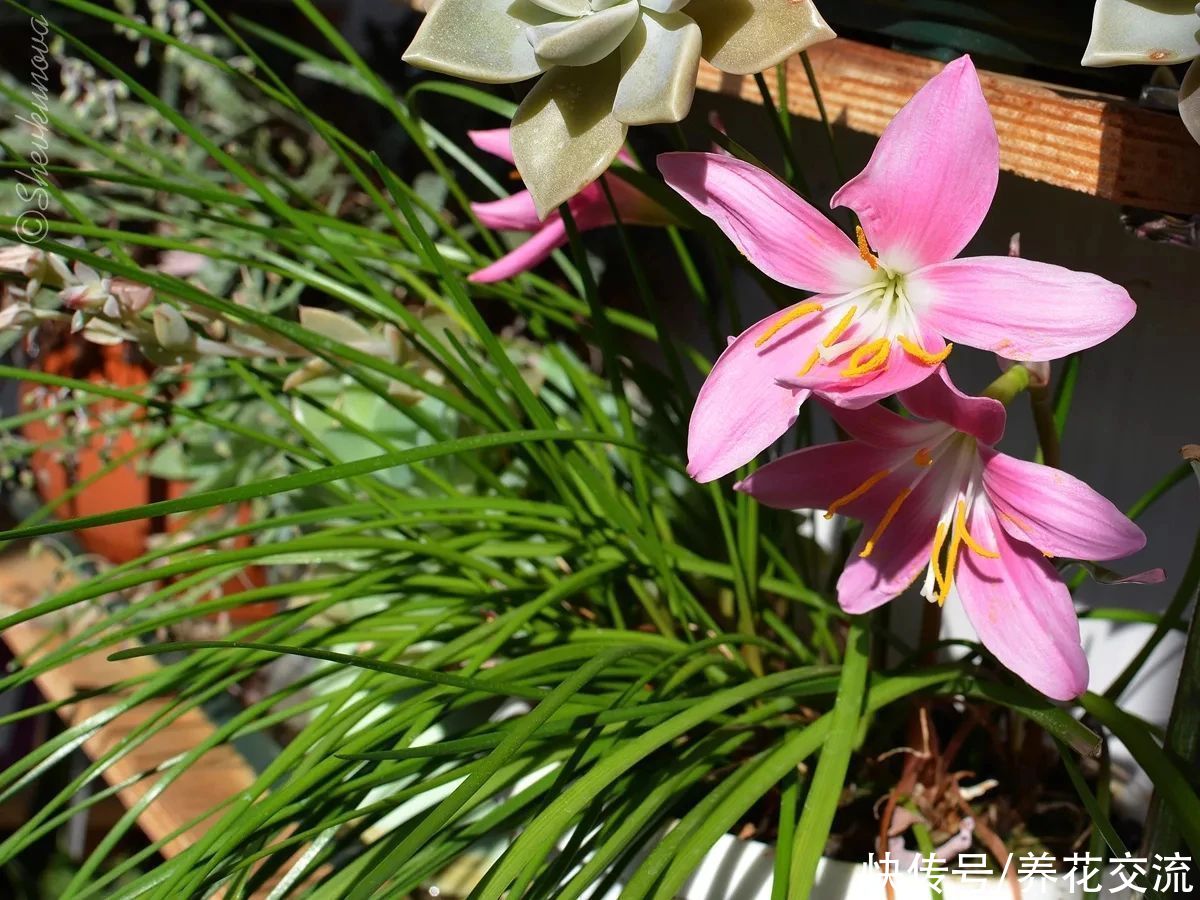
1082,0,1200,144
404,0,835,216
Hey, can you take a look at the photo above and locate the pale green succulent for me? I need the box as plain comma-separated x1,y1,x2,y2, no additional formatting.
404,0,835,216
1083,0,1200,144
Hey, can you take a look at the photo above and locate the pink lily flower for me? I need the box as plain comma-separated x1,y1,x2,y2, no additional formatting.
468,129,667,284
735,367,1147,701
658,57,1136,482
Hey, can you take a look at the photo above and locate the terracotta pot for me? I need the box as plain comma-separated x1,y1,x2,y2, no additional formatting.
19,333,274,623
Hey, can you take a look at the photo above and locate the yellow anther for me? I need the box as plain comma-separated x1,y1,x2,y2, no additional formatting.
823,306,857,348
860,488,913,558
856,225,879,270
956,501,999,559
841,338,891,377
824,467,890,519
937,525,961,607
797,351,821,377
755,302,824,348
934,501,1000,606
930,521,949,594
898,335,954,367
795,306,857,378
914,448,934,467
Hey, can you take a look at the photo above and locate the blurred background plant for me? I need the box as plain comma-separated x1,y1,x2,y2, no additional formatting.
0,1,1197,898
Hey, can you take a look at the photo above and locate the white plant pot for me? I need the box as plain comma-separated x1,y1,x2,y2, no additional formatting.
588,830,1123,900
432,825,1120,900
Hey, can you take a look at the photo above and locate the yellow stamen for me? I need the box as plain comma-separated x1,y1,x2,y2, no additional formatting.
930,521,949,595
914,448,934,467
856,225,879,270
796,306,858,377
860,488,913,558
897,334,954,367
797,351,821,377
841,338,891,377
755,302,824,348
936,524,961,607
955,501,999,559
824,467,890,519
822,306,857,348
934,501,1000,606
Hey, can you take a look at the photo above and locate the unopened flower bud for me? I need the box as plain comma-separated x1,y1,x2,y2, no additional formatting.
996,356,1051,389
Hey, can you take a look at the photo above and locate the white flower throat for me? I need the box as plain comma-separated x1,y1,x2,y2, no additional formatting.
754,225,951,380
823,430,1001,606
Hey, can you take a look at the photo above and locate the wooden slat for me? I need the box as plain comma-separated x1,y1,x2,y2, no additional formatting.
698,39,1200,213
0,549,259,859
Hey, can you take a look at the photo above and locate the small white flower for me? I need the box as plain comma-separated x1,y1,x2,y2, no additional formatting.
59,261,116,312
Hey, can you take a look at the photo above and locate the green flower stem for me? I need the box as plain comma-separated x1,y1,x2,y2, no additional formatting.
1030,381,1062,468
918,595,944,666
800,50,846,183
1128,462,1192,522
1084,736,1115,900
753,71,811,197
983,364,1031,406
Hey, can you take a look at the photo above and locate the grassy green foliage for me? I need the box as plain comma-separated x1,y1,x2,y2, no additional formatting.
0,2,1196,897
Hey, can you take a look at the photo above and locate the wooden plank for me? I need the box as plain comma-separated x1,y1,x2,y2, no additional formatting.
0,548,259,859
698,39,1200,213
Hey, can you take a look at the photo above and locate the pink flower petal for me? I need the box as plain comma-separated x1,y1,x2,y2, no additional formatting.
954,504,1089,701
899,366,1006,446
469,128,516,164
735,441,905,515
472,191,544,231
905,256,1136,360
822,401,944,449
606,176,671,226
980,450,1146,561
831,56,998,272
687,300,844,481
658,152,872,294
469,218,570,283
837,467,947,614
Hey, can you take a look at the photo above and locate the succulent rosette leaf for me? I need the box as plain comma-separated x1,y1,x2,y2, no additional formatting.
404,0,835,215
1082,0,1200,143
